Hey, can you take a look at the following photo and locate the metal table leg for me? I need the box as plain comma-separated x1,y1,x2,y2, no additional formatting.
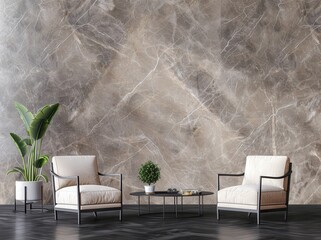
163,196,165,219
201,195,204,216
175,196,178,218
198,195,201,216
138,196,141,216
173,197,175,212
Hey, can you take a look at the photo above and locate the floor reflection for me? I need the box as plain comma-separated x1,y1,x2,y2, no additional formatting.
0,205,319,239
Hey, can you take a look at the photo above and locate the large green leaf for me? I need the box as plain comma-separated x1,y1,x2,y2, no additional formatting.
29,103,59,140
7,167,27,180
35,174,48,182
10,133,27,158
22,138,32,146
15,102,33,135
34,155,49,168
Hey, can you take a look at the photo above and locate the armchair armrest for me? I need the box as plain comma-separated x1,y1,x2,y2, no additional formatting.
50,170,80,192
98,172,122,177
217,173,244,191
259,168,292,190
50,170,81,208
50,170,79,180
98,172,122,190
218,173,245,177
260,168,292,180
98,172,123,205
258,167,292,210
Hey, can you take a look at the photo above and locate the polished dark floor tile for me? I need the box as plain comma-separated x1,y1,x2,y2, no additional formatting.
0,205,320,239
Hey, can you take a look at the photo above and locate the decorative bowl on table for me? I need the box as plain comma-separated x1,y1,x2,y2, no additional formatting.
180,189,199,195
167,188,178,193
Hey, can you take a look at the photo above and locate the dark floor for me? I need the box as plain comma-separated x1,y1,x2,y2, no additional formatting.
0,204,320,240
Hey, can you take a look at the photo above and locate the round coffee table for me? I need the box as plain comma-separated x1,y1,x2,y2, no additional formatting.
130,191,214,218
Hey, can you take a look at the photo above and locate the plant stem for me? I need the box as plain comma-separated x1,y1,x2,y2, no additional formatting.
33,139,38,181
37,138,43,177
21,151,27,180
38,138,42,160
27,144,32,180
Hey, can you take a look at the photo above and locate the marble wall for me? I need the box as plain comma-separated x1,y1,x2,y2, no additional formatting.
0,0,320,204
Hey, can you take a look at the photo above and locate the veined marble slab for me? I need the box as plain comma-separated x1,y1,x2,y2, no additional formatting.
0,0,320,204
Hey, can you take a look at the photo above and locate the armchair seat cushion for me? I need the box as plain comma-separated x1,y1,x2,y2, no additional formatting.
218,184,286,206
56,185,121,206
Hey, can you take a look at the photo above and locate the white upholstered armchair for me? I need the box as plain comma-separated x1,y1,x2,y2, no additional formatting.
217,155,292,224
50,156,122,224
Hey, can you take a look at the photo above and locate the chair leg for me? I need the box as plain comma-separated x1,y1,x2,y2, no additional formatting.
248,212,251,219
78,212,81,225
119,209,122,221
54,210,58,220
93,212,97,217
257,211,260,225
217,208,220,220
284,209,288,221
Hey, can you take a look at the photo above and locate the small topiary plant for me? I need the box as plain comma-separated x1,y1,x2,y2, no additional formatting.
138,161,161,185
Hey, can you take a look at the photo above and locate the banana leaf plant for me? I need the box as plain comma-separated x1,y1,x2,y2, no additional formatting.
7,102,59,182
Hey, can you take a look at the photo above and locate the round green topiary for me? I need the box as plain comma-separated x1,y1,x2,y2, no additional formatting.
138,161,161,185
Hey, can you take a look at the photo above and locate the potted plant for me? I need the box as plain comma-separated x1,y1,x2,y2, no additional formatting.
7,102,59,202
138,161,161,194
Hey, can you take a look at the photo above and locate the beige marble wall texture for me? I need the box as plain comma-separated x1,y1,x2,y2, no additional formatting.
0,0,320,204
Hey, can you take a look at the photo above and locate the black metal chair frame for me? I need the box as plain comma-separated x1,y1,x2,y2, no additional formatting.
50,163,123,224
217,163,292,224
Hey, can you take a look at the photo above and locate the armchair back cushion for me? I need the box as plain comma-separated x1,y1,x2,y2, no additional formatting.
52,155,101,190
242,155,289,189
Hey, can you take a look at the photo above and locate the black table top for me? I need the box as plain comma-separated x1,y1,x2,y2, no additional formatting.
130,191,214,197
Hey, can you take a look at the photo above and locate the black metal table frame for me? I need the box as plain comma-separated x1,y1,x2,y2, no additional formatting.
131,191,212,219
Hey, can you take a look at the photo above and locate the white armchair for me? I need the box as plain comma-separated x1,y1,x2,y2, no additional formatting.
50,155,122,224
217,155,292,224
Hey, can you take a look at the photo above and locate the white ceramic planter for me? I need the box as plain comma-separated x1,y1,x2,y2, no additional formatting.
15,181,42,201
144,185,155,194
